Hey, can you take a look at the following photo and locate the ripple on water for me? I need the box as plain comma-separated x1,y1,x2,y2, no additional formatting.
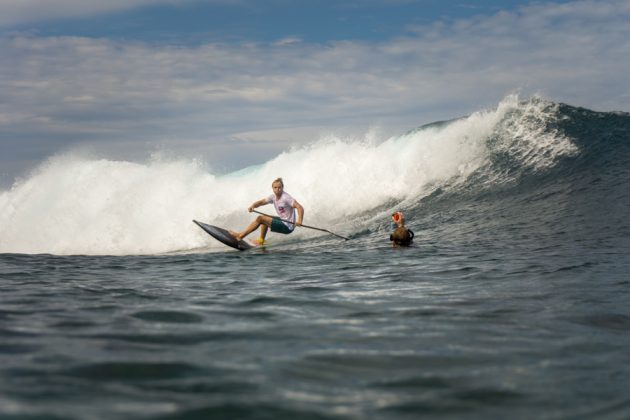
131,310,205,323
571,313,630,331
156,403,343,420
61,361,214,381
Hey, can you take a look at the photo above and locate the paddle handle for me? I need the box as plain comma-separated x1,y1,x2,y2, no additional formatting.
252,210,349,240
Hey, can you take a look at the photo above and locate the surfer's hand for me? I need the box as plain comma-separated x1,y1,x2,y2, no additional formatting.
248,206,254,212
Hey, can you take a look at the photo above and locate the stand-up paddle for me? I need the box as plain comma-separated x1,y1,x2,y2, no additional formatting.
252,210,349,240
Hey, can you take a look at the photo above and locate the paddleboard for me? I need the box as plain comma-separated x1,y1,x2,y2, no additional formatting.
193,220,252,251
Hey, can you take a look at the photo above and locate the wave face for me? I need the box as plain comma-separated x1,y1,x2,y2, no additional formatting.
1,95,628,255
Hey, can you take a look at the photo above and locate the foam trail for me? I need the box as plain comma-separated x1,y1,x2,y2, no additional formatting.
0,95,576,255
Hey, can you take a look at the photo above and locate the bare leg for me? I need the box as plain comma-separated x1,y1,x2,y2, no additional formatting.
233,215,272,241
259,224,269,242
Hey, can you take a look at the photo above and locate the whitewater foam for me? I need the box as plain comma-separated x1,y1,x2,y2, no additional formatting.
0,96,577,255
493,98,579,172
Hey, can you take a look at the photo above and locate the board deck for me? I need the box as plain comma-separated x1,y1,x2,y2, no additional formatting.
193,220,252,251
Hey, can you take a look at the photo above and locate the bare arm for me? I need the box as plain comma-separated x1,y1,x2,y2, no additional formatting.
248,198,269,212
292,200,304,226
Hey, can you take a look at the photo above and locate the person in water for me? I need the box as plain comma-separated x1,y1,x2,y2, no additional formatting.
232,178,304,245
390,211,414,247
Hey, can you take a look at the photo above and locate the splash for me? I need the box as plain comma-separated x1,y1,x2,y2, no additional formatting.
0,96,577,255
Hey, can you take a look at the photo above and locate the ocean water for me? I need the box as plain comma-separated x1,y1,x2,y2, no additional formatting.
1,96,630,419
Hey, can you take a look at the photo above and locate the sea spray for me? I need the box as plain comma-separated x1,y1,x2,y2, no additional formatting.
0,96,578,255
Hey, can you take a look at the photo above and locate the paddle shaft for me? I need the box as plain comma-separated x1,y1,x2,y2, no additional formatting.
252,210,349,240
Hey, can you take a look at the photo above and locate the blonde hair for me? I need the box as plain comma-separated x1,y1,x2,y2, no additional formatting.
272,177,284,187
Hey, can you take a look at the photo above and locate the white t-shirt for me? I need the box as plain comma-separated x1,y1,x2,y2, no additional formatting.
266,191,296,230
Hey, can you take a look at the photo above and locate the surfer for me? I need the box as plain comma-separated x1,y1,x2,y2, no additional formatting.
390,211,414,247
231,178,304,245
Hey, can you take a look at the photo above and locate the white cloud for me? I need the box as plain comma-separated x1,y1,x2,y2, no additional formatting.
1,0,630,183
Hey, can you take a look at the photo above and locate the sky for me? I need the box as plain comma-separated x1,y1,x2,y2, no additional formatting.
2,0,630,186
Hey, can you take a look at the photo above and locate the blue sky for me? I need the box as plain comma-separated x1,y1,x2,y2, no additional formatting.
1,0,629,186
7,0,548,44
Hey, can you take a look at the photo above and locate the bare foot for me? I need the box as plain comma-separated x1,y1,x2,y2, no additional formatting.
228,230,243,241
249,237,266,246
